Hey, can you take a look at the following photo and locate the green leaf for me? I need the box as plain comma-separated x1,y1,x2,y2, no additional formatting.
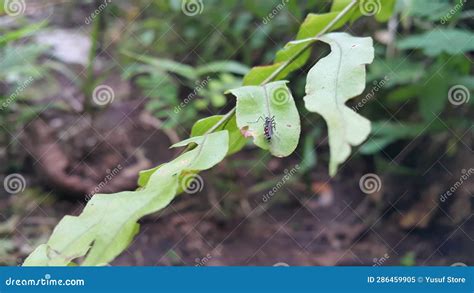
195,61,250,76
191,115,246,155
397,29,474,57
368,58,424,87
373,0,397,22
227,81,301,157
243,7,357,86
303,32,374,176
24,131,229,266
0,21,47,46
404,0,452,21
121,50,197,79
360,121,445,154
331,0,396,22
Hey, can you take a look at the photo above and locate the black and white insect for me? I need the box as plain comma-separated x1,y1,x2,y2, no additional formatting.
250,115,276,142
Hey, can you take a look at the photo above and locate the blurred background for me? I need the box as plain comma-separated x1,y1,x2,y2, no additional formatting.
0,0,472,266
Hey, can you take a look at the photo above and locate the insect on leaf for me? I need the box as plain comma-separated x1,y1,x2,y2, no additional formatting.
227,81,301,157
303,32,374,176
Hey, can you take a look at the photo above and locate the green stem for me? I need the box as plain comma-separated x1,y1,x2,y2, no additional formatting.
82,0,105,113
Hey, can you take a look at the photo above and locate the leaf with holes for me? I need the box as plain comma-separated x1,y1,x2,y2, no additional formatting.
24,131,228,266
227,81,300,157
303,32,374,176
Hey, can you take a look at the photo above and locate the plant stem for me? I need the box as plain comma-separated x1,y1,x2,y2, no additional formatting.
202,0,358,136
82,0,105,113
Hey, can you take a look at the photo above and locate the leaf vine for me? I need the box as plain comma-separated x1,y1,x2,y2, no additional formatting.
24,0,395,266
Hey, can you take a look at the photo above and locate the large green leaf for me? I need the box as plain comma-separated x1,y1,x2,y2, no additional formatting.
303,32,374,176
243,6,358,86
397,29,474,57
227,81,300,157
24,131,229,266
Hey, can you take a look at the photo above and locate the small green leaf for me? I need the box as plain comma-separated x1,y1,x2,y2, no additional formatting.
191,115,246,155
397,29,474,57
227,81,301,157
195,61,250,76
404,0,452,21
303,32,374,176
331,0,396,22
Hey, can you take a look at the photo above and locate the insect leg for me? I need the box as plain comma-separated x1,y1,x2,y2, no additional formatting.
248,116,265,124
